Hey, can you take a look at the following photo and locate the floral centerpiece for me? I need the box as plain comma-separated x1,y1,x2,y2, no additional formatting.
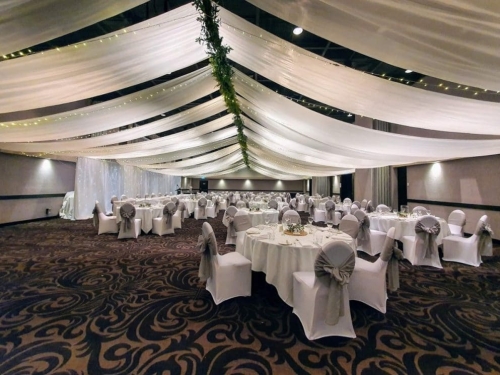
139,203,152,208
285,223,306,235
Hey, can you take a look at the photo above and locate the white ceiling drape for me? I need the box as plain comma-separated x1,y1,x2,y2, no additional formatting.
0,67,218,145
248,0,500,92
0,0,148,57
218,7,500,135
0,4,205,113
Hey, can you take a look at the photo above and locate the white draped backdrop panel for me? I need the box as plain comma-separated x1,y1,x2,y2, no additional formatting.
74,157,180,220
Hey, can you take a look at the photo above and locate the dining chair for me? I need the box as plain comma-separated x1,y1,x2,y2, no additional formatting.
268,199,279,210
278,206,290,223
339,214,360,240
412,205,428,215
292,241,356,340
360,199,368,211
447,210,466,237
120,195,127,200
442,215,492,267
401,215,442,268
354,210,386,255
233,210,253,254
236,200,246,209
94,201,118,235
224,206,239,245
198,223,252,305
152,202,176,236
352,200,361,209
118,203,141,239
375,204,391,213
282,210,301,224
297,194,306,212
194,197,208,220
349,227,400,313
289,198,298,211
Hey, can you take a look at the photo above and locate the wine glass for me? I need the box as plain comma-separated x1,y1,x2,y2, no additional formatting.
264,216,270,227
326,222,333,231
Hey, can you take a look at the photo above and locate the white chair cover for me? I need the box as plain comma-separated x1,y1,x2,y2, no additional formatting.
93,201,118,235
442,215,492,267
118,203,141,239
350,204,359,214
360,199,368,210
292,241,356,339
402,216,442,268
339,214,359,239
282,210,301,224
412,205,428,214
268,199,278,210
196,197,208,219
236,200,246,209
324,200,336,223
233,210,252,254
120,195,127,200
278,206,290,223
376,204,390,213
199,222,252,305
289,198,298,210
448,210,466,237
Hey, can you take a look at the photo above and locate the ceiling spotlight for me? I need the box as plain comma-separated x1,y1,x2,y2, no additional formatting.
160,113,166,117
293,27,303,35
405,69,412,73
347,113,352,117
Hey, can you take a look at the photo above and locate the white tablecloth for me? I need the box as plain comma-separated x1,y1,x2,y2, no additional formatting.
222,209,279,227
239,227,355,306
115,206,163,233
368,214,450,243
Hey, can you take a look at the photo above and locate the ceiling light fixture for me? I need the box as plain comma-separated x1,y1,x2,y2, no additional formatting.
293,27,303,35
405,69,412,73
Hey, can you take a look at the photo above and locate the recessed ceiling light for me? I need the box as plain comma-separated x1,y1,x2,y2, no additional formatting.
293,27,303,35
160,113,166,117
405,69,412,73
347,113,352,117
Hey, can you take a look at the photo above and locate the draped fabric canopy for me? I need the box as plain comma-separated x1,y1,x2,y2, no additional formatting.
248,0,500,92
2,2,500,181
0,0,148,57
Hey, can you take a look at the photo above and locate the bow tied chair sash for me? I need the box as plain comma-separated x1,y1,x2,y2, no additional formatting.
163,203,177,230
308,198,315,216
226,215,236,237
414,221,441,259
197,230,217,281
177,202,186,222
198,198,207,217
120,203,136,231
325,200,336,222
476,222,493,256
214,198,220,212
380,238,404,291
314,243,355,325
268,200,278,210
357,215,371,242
92,204,101,227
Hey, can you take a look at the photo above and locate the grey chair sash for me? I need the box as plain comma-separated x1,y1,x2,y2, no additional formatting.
380,239,404,291
233,214,252,232
476,222,493,256
92,204,101,227
197,232,217,281
226,214,236,237
289,199,297,210
325,200,335,221
198,198,207,217
308,199,315,216
163,203,176,230
214,198,220,213
177,202,186,222
357,215,371,242
278,207,289,222
120,203,136,231
315,249,355,325
415,221,440,258
268,200,278,210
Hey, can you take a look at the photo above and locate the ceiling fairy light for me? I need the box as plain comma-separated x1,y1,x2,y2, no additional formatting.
293,27,303,35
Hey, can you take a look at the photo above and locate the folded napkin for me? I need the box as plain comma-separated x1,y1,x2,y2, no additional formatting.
246,228,260,234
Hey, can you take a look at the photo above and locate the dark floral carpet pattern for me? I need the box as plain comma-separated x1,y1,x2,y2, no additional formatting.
0,213,499,375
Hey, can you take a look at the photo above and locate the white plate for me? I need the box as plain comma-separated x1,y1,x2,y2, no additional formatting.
278,239,293,245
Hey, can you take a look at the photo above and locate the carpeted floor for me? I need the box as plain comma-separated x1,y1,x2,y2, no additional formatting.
0,213,499,375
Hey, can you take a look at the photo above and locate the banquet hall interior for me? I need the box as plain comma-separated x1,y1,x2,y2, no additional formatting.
1,0,499,374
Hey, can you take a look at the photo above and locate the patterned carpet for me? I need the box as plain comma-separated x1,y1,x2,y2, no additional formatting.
0,213,499,375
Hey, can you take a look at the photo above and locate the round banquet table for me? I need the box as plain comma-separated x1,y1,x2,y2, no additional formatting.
115,206,163,233
180,199,197,215
239,226,355,306
222,208,279,227
368,213,450,243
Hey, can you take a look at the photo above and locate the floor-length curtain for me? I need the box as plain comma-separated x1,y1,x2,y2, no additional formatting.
372,120,392,207
74,157,180,220
313,176,330,197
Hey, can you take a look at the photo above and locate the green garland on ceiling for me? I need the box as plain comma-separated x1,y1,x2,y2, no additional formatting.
193,0,249,167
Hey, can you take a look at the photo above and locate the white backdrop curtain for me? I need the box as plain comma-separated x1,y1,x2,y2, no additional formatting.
74,157,180,220
248,0,500,91
0,4,205,113
218,7,500,135
0,0,148,56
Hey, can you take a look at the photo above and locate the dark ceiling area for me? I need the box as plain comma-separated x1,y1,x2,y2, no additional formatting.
19,0,429,125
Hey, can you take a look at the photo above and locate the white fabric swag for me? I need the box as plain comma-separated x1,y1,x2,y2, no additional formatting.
0,0,148,57
248,0,500,92
0,4,205,113
53,116,236,159
218,7,500,135
0,66,215,143
234,72,500,164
